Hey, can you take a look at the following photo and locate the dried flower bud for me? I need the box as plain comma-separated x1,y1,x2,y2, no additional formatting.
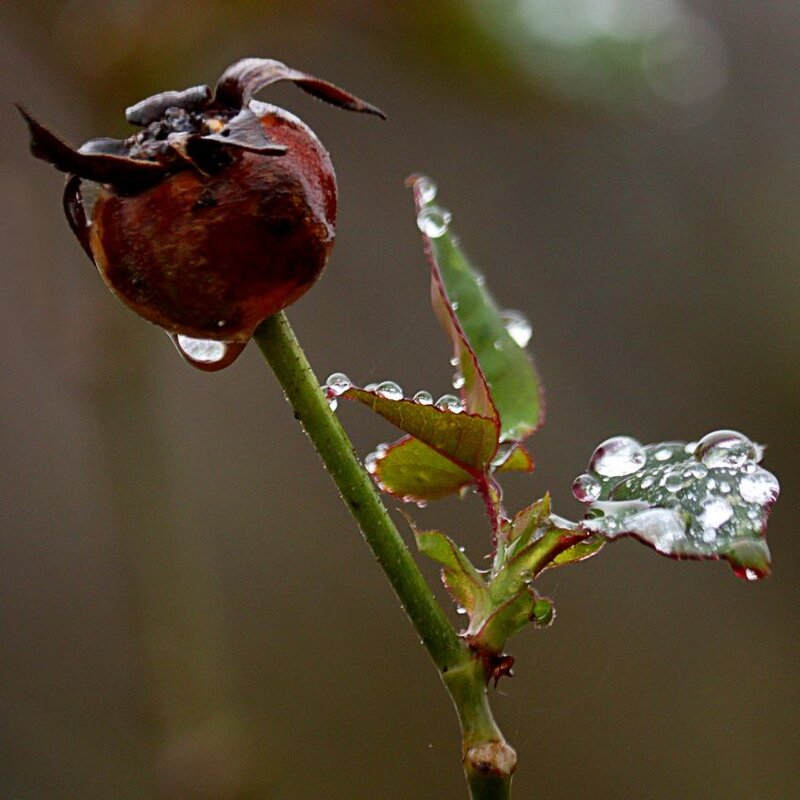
19,58,383,369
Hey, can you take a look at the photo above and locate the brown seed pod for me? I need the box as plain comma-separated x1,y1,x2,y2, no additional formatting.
19,58,384,370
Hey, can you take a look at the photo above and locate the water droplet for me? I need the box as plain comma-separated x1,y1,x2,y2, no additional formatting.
694,429,757,469
375,381,403,401
641,475,655,489
654,447,673,462
327,397,338,411
743,569,759,581
416,175,438,203
416,205,452,238
698,496,733,528
684,441,698,454
413,390,434,405
416,499,429,509
452,372,465,390
664,472,684,493
171,334,246,371
449,356,460,367
572,473,602,503
687,463,708,479
435,394,464,413
589,436,646,477
324,372,352,396
701,528,717,543
177,335,227,363
719,481,732,494
499,310,532,348
456,605,468,615
627,508,688,553
739,468,780,504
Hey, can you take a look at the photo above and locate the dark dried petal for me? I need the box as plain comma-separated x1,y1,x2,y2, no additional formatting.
62,174,93,259
198,108,287,154
17,105,167,189
214,58,386,119
125,85,212,126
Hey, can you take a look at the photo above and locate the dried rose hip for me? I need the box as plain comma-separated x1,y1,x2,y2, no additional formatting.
19,58,383,369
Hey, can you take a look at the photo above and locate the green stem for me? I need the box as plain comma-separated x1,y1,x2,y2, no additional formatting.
254,312,515,798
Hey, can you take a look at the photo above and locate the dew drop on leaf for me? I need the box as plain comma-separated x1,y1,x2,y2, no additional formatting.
589,436,646,477
664,472,684,492
324,372,352,396
452,372,466,389
694,429,758,469
739,468,780,504
375,381,403,400
416,175,438,203
499,310,532,348
412,390,434,405
416,205,453,238
572,473,602,502
435,394,464,413
698,496,733,528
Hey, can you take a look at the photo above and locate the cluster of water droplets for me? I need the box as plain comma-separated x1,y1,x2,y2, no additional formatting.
413,176,454,240
571,430,778,578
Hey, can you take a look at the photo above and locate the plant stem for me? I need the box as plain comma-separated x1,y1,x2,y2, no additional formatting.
254,311,515,798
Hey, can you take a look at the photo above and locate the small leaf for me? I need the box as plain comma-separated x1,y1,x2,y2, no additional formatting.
472,590,536,652
494,444,535,474
504,495,551,548
548,534,606,568
345,387,499,473
409,175,543,442
574,432,778,579
413,526,489,617
371,436,474,502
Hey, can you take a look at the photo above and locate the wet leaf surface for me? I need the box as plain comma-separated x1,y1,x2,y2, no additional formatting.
573,431,778,579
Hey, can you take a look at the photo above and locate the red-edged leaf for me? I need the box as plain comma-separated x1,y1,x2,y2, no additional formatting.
370,436,474,503
345,387,498,473
409,175,543,442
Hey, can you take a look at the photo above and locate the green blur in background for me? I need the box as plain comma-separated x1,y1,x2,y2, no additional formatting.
1,1,798,798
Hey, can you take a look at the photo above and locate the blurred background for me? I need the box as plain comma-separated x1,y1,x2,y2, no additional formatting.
1,1,798,798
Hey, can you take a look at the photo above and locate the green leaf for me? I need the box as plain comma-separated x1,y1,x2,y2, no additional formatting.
472,590,536,651
410,175,543,442
370,436,474,502
573,432,779,580
494,443,535,474
345,387,498,473
413,526,489,617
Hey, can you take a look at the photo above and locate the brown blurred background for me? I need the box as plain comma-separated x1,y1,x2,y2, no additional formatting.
1,2,798,798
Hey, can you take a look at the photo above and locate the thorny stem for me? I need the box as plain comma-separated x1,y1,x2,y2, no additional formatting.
254,312,516,799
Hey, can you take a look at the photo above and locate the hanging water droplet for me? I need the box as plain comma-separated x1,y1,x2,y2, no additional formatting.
452,372,466,390
694,429,757,469
589,436,646,477
416,175,438,203
170,334,246,371
413,390,434,405
743,569,760,581
416,205,452,238
449,356,460,367
375,381,403,400
416,499,429,509
572,473,602,503
327,397,338,411
698,496,733,528
456,605,468,615
739,468,780,504
664,472,684,493
176,335,227,363
499,310,532,348
324,372,352,396
435,394,464,413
